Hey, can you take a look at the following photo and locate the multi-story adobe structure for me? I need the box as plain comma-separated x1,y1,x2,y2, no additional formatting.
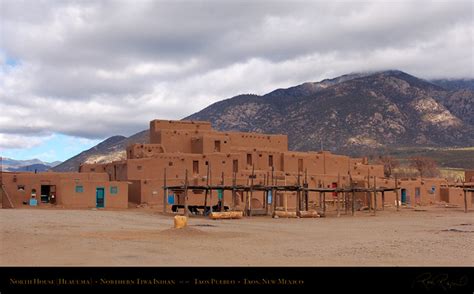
79,119,471,213
1,119,472,212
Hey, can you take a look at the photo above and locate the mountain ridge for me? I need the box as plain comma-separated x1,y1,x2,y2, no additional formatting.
52,70,474,172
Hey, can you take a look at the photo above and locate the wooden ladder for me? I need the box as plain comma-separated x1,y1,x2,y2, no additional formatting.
0,184,14,208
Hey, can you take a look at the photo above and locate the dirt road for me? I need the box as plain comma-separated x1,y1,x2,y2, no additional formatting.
1,207,472,266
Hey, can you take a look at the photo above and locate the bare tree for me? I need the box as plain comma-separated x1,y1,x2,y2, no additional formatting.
377,156,400,178
409,156,439,178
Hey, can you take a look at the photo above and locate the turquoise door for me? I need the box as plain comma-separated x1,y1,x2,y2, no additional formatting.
96,188,105,208
401,189,407,204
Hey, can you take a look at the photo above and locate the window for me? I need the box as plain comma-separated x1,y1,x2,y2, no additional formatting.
90,168,95,172
17,185,25,191
168,162,173,166
193,160,199,175
214,140,221,152
247,154,252,166
75,185,84,193
110,186,118,194
137,165,143,170
268,155,274,167
298,159,303,172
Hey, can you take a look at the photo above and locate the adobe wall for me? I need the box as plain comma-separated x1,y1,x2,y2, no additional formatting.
440,187,472,208
1,172,127,209
465,170,474,182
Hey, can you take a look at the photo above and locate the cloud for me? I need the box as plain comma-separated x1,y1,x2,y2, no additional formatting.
0,0,473,150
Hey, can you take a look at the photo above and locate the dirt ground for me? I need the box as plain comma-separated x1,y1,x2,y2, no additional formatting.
1,206,473,266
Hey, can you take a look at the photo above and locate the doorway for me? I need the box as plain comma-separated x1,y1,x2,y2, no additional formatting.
40,185,56,203
96,187,105,208
401,189,407,204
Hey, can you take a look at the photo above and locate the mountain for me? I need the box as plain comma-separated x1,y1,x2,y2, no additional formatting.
52,132,148,172
431,79,474,91
1,158,62,172
187,70,474,155
8,163,52,172
53,70,474,171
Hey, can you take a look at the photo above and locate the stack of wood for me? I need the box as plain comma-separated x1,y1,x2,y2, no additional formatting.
209,211,243,220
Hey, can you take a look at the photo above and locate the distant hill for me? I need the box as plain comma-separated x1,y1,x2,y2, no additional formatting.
1,158,62,172
8,163,52,172
52,132,148,172
53,70,474,171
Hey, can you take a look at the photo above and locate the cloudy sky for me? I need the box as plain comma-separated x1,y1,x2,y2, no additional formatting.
0,0,473,162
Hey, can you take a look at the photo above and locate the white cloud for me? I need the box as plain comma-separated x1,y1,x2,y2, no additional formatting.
0,0,473,151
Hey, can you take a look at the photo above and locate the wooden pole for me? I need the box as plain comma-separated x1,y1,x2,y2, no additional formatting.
265,172,269,215
272,166,277,216
395,175,400,212
221,171,225,211
351,176,355,216
232,171,236,210
209,163,213,214
249,165,254,217
323,192,326,215
296,172,301,216
204,164,209,215
367,169,371,212
382,191,385,211
337,173,340,217
304,169,309,211
163,167,167,213
463,182,467,213
373,176,377,216
184,169,189,217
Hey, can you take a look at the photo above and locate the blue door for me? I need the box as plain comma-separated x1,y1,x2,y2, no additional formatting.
401,189,407,204
96,188,105,208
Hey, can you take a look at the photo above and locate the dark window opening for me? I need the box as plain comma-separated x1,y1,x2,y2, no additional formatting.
298,159,303,172
269,155,274,167
168,162,173,166
214,140,221,152
137,165,143,170
17,185,25,191
193,160,199,175
247,154,252,166
233,160,239,173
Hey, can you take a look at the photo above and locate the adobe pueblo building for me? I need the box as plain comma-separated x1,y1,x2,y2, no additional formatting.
78,119,472,215
0,172,128,209
1,119,472,214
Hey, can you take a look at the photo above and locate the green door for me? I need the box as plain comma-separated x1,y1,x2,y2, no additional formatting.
401,189,407,204
96,188,105,208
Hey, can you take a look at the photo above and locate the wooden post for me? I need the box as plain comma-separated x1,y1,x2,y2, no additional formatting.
373,176,377,216
221,171,225,212
204,164,209,215
184,169,189,217
395,175,400,212
209,163,213,214
265,172,270,215
232,171,236,210
323,192,326,215
296,172,301,216
304,169,309,211
272,167,277,216
249,165,254,217
463,182,467,213
163,168,167,213
337,173,341,217
382,191,385,211
367,169,371,212
351,176,355,216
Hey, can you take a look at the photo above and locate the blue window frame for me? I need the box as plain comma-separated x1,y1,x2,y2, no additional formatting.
75,185,84,193
110,186,118,195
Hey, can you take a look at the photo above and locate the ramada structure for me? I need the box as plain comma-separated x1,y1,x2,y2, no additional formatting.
1,119,473,215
